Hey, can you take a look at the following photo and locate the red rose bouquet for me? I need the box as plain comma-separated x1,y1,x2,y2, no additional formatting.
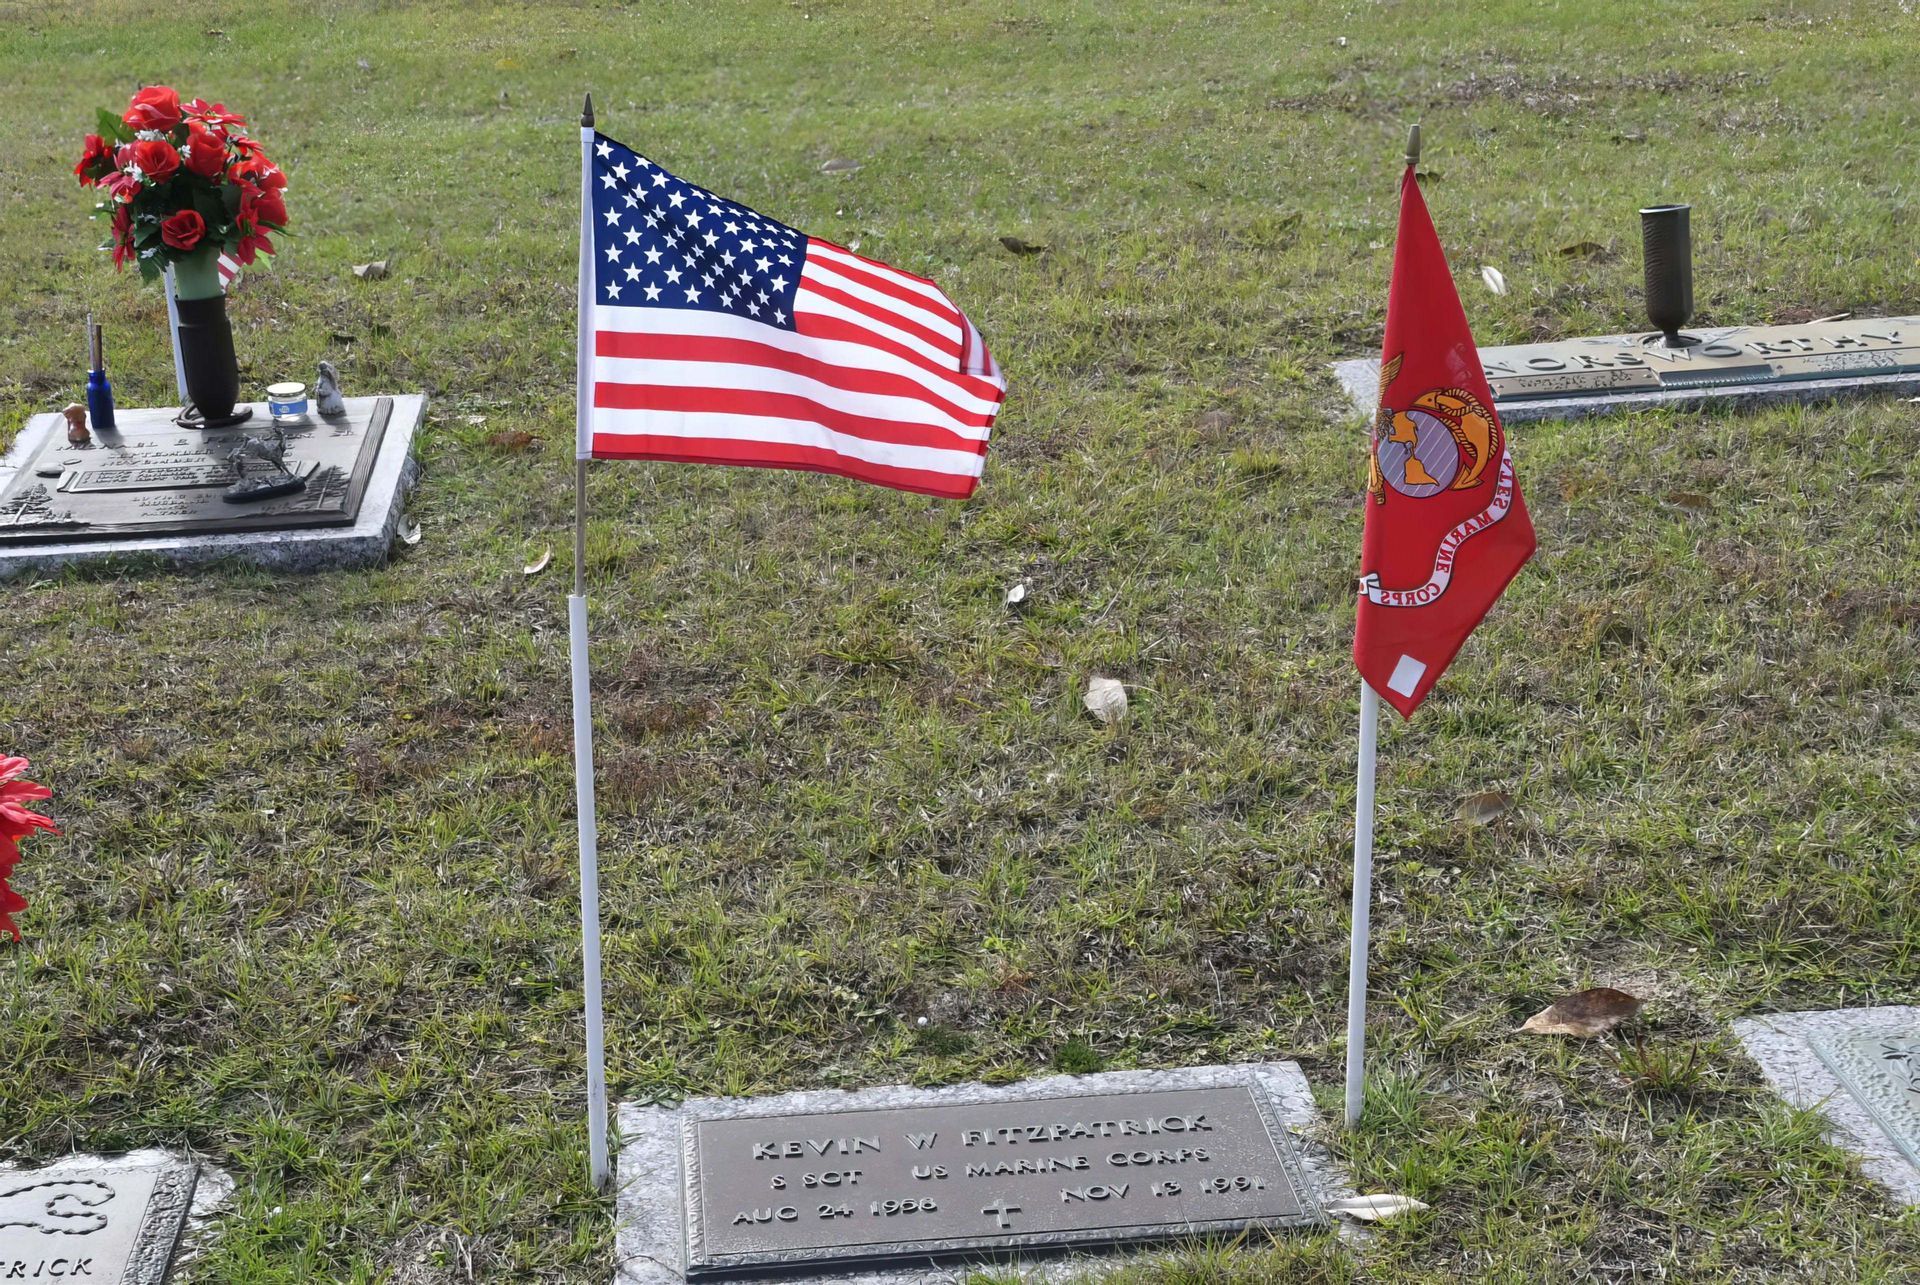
75,86,288,296
0,757,56,942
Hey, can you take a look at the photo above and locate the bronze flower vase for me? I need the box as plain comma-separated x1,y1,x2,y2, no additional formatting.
171,248,251,429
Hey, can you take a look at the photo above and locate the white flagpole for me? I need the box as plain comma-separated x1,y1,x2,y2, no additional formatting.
1343,679,1381,1128
571,92,611,1191
162,265,189,402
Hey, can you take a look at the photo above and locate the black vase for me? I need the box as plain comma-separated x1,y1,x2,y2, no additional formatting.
1639,204,1696,348
174,292,242,424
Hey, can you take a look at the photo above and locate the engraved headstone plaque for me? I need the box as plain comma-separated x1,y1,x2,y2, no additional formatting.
1814,1030,1920,1172
0,1159,197,1284
1733,1006,1920,1208
1335,316,1920,425
1477,317,1920,404
0,397,392,544
680,1082,1319,1278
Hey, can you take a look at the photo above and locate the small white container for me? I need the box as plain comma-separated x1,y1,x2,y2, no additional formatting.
266,381,310,425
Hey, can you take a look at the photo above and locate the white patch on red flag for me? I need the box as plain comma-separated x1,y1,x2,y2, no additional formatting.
1386,655,1427,698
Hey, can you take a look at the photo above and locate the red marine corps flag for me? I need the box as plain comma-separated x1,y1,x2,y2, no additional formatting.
1355,160,1535,717
1343,127,1535,1130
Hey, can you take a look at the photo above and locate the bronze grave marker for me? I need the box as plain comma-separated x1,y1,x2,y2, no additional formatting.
0,1158,198,1285
0,397,392,544
1477,317,1920,404
680,1082,1320,1279
1335,316,1920,425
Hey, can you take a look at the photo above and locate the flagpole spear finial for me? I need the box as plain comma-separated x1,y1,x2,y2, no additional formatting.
581,93,595,129
1404,122,1422,170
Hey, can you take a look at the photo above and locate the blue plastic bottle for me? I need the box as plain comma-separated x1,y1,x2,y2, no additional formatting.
85,320,116,433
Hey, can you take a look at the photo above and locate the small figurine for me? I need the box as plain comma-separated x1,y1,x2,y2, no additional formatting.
223,421,307,503
314,361,346,417
62,403,90,446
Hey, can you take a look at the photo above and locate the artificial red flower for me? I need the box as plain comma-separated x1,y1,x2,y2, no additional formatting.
160,208,206,252
74,133,114,185
183,98,246,130
234,228,275,265
130,137,179,183
109,205,134,268
229,155,287,194
228,134,266,161
0,878,23,941
242,186,288,230
0,758,53,834
181,124,226,180
101,166,144,205
0,757,55,943
123,85,183,133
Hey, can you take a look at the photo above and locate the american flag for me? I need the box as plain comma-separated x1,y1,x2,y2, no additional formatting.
216,252,242,289
579,132,1004,498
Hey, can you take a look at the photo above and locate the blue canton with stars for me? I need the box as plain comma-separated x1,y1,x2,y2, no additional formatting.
590,133,805,330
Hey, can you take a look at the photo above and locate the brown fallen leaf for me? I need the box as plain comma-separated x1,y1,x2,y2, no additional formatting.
1557,240,1606,259
352,259,391,281
486,430,539,453
1520,987,1643,1038
1457,790,1512,826
1664,490,1713,510
999,235,1048,256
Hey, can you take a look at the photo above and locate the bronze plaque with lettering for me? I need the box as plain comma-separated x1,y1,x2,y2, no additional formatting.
682,1083,1319,1277
1479,316,1920,403
0,397,391,544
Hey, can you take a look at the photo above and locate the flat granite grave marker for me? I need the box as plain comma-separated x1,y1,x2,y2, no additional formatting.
1733,1005,1920,1208
618,1063,1340,1284
0,393,424,578
1333,315,1920,425
0,1156,198,1284
1813,1029,1920,1173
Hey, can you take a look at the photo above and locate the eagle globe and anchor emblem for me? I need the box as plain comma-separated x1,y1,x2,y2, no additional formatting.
1365,355,1497,504
1361,354,1516,609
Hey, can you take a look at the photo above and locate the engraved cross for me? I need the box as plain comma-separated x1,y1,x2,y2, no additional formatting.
981,1200,1022,1229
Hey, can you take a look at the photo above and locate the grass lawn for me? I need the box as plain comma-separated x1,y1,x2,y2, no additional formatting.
4,1,1919,1279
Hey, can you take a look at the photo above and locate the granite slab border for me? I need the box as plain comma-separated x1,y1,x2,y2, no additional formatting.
615,1062,1350,1285
1731,1005,1920,1207
0,393,426,579
1331,357,1920,426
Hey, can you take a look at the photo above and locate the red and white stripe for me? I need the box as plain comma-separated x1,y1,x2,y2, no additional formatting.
217,252,242,290
587,238,1004,498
